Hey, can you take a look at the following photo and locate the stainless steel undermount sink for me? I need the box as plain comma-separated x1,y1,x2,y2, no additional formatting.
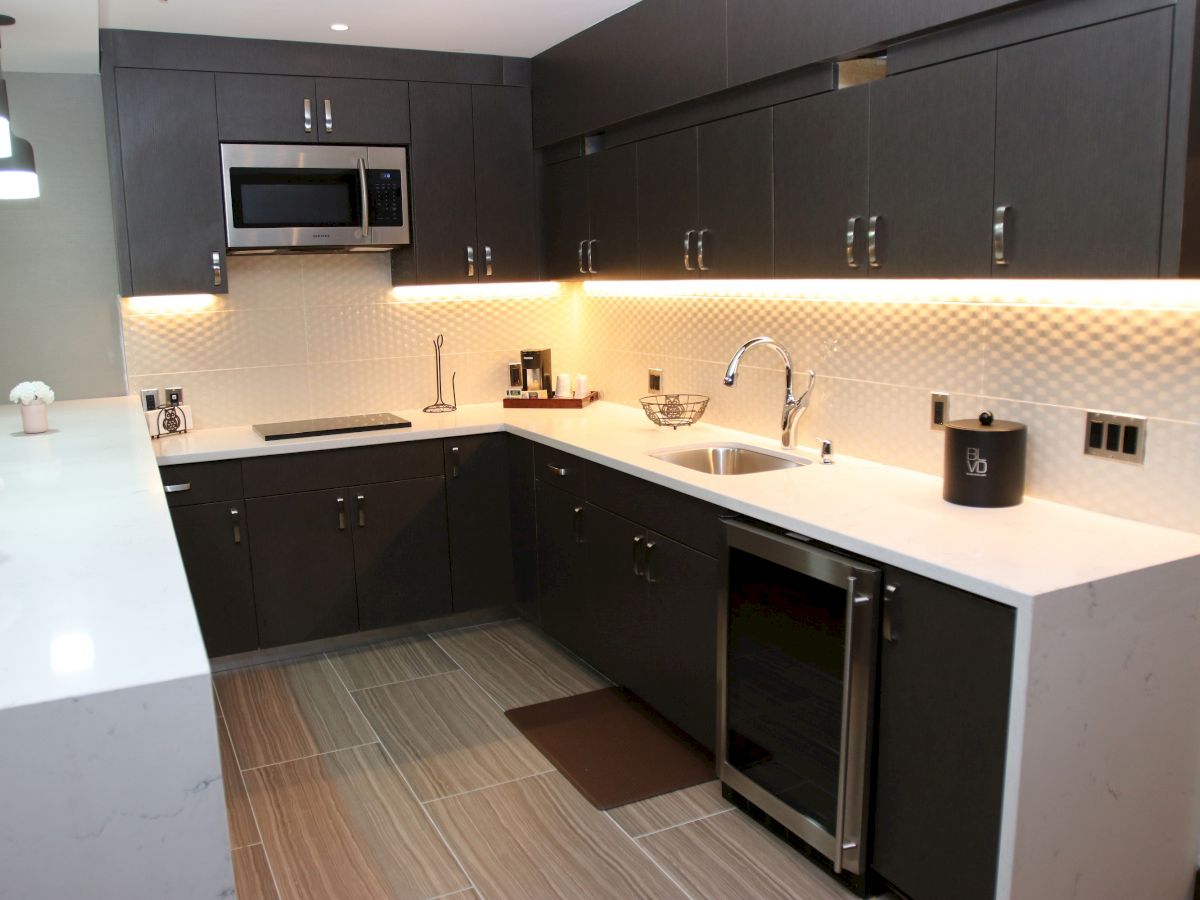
650,443,811,475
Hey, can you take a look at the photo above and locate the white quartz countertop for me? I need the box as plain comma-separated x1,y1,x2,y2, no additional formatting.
0,397,209,711
155,401,1200,609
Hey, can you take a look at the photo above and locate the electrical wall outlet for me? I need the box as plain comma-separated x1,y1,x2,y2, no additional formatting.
648,368,663,393
140,388,160,412
166,386,184,406
930,392,948,430
1084,411,1147,464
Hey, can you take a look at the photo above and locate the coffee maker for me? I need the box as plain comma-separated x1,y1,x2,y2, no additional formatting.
519,349,552,397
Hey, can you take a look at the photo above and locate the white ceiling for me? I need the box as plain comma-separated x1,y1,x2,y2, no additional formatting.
0,0,641,74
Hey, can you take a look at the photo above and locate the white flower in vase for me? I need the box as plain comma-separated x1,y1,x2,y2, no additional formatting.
9,381,56,406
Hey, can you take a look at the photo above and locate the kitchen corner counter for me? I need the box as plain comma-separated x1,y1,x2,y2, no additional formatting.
0,396,232,898
154,400,1200,610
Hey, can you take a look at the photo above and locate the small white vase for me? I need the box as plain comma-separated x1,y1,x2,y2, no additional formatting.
20,401,48,434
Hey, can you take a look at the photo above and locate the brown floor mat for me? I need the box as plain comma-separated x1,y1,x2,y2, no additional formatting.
505,687,715,810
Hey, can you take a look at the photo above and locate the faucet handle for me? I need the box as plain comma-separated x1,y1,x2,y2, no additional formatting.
820,439,834,464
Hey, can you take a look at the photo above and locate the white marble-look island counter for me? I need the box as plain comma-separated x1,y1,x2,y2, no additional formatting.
0,397,232,899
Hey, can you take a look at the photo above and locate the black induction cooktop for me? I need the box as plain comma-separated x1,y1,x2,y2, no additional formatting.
253,413,412,441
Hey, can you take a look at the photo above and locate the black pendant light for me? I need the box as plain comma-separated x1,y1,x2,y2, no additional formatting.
0,13,39,199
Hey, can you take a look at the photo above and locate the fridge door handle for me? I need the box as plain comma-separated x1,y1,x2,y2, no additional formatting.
833,574,874,875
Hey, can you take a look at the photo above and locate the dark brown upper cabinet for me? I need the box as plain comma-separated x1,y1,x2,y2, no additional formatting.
542,144,639,280
215,74,410,145
408,82,536,284
637,109,774,278
113,68,228,296
991,10,1172,277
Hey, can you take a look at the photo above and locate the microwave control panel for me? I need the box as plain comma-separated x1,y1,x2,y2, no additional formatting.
367,170,405,226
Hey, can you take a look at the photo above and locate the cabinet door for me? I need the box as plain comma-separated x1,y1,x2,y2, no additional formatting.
637,128,700,278
698,109,774,277
115,68,228,295
774,86,870,278
247,489,358,648
314,77,411,145
535,481,592,660
587,144,640,279
507,435,540,621
472,85,537,282
409,82,479,284
993,10,1172,276
637,532,720,750
872,569,1015,900
215,73,317,143
445,436,515,612
353,477,453,630
543,157,590,279
170,501,258,658
869,53,997,277
583,504,649,689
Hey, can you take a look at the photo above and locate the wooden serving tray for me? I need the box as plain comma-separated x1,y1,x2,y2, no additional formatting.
503,391,600,410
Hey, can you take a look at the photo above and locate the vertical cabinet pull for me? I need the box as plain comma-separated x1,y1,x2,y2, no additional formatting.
993,205,1011,266
587,239,598,275
883,583,899,643
337,496,346,530
696,229,710,272
573,506,584,544
303,98,313,133
846,217,863,268
632,535,644,576
230,507,241,545
211,252,223,287
683,230,697,272
867,215,882,268
643,541,657,583
323,98,333,133
484,245,494,277
466,245,476,278
357,494,366,528
578,240,588,274
449,446,460,478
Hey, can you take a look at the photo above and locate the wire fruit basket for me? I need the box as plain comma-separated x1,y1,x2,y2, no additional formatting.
640,394,709,430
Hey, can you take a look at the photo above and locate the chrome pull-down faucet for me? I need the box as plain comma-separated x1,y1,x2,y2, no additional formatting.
723,336,816,449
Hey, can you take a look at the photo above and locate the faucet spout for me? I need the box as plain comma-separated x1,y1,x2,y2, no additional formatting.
723,336,815,448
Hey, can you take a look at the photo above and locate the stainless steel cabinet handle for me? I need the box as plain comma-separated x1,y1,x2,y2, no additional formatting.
573,506,584,544
867,216,882,268
164,482,192,494
993,205,1011,266
632,535,644,576
212,252,223,287
643,541,657,583
357,494,366,527
697,229,710,272
683,230,696,272
303,98,312,133
587,239,598,275
466,245,476,278
545,464,568,477
449,446,460,478
578,240,587,274
883,583,898,643
484,245,494,277
357,158,370,239
324,98,333,133
846,217,863,268
337,496,346,531
230,507,241,545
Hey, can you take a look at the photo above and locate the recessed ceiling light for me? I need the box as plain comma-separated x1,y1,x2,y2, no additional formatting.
330,23,349,31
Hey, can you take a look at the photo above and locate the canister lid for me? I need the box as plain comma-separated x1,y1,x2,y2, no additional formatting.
946,410,1026,433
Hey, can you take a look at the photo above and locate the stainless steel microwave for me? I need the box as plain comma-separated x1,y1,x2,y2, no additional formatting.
220,143,410,252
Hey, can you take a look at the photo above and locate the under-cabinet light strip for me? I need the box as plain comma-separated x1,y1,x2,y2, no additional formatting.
390,281,562,302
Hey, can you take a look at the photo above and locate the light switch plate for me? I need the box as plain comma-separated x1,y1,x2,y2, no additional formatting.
930,392,948,430
649,368,663,393
1084,411,1146,464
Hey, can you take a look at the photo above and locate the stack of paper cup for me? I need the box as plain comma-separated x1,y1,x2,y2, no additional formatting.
575,374,589,398
555,373,572,398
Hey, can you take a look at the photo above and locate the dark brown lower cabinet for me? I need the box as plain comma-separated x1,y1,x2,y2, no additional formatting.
444,435,515,612
168,500,258,657
245,488,359,648
353,477,453,630
871,568,1016,900
535,481,593,659
507,435,539,621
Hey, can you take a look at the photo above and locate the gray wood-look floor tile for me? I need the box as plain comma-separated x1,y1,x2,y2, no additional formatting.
431,621,608,710
244,744,469,900
609,780,732,837
217,716,260,849
427,770,688,900
356,670,551,802
639,808,857,900
327,634,459,691
215,656,375,769
231,844,279,900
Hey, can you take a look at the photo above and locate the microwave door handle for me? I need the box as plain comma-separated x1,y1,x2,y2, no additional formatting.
357,157,370,239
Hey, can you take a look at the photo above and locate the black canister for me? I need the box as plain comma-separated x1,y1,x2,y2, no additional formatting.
943,411,1026,507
